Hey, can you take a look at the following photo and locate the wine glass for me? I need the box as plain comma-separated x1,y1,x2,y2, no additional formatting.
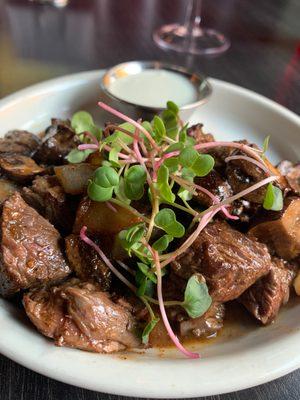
153,0,230,55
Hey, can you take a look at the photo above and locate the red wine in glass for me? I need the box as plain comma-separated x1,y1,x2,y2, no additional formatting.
153,0,230,55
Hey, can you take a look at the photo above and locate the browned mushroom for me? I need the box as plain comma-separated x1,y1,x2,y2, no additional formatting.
0,154,44,183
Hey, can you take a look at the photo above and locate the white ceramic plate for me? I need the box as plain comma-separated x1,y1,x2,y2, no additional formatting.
0,70,299,398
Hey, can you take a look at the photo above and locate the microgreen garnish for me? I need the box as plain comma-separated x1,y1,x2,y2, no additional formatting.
262,135,270,159
124,165,147,200
152,234,173,252
263,183,283,211
88,166,119,201
75,101,280,359
142,317,159,344
154,209,185,238
71,111,102,139
182,274,212,318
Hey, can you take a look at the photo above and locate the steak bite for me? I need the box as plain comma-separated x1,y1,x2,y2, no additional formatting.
171,220,272,302
22,175,76,234
240,258,297,324
23,279,140,353
0,192,71,297
194,169,232,208
65,234,112,290
34,119,78,165
249,197,300,260
187,124,215,143
0,130,41,156
0,154,44,183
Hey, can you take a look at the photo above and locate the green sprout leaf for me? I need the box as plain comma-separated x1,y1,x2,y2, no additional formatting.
87,181,114,202
137,262,157,284
179,147,214,177
103,122,135,149
124,165,147,200
161,109,178,140
93,166,119,188
118,223,146,254
163,157,179,174
136,271,154,297
87,166,119,202
142,317,159,344
157,164,175,203
178,168,195,201
166,101,179,115
152,116,166,143
263,183,283,211
66,148,93,164
71,111,102,139
154,208,185,238
182,274,212,319
114,177,130,204
262,135,270,160
126,223,146,245
152,234,173,252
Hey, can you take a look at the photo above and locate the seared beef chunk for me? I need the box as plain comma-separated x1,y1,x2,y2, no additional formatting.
226,159,267,203
249,197,300,260
0,178,19,205
0,154,44,183
171,220,272,302
240,258,297,324
176,302,225,338
34,119,78,165
0,192,71,297
65,234,112,290
22,175,75,234
277,160,300,194
230,199,261,224
0,130,41,156
194,169,232,208
23,279,140,353
187,124,215,143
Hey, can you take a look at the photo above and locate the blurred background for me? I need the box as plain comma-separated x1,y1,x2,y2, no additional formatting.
0,0,299,113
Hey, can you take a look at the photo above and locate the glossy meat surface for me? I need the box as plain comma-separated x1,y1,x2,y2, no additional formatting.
23,279,140,353
65,234,112,290
22,175,76,234
0,192,71,296
172,220,272,302
34,119,78,165
240,258,297,324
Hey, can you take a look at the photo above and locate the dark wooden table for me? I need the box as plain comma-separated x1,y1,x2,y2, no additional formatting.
0,0,299,399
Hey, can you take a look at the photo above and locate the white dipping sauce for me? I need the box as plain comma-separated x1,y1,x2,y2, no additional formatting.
108,69,198,108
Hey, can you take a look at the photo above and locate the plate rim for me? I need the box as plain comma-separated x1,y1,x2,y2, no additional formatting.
0,69,299,398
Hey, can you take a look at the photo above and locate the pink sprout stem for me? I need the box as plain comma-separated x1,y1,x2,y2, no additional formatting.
78,143,99,151
80,226,136,293
83,131,99,146
105,201,117,213
152,250,200,359
133,128,153,187
98,102,159,151
161,208,220,267
194,141,266,166
225,155,270,175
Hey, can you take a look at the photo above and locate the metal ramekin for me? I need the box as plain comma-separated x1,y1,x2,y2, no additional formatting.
100,61,212,121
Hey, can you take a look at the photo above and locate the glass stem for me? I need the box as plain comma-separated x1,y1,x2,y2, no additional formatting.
183,0,203,36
